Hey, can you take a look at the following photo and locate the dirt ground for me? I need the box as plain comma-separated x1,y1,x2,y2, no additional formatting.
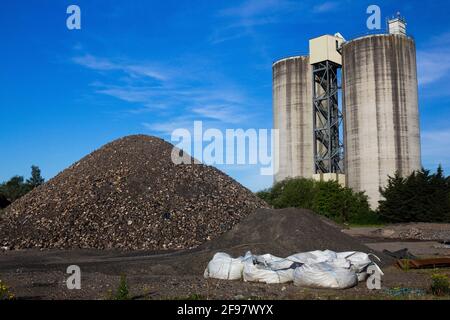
1,243,449,300
1,217,449,300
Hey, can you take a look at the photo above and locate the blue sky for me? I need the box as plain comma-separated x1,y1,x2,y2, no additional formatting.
1,0,450,192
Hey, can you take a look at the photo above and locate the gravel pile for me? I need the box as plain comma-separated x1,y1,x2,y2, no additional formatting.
376,224,450,241
201,208,393,266
0,135,267,250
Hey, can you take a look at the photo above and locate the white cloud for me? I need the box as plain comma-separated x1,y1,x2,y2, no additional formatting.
219,0,290,18
90,81,250,117
95,86,157,103
192,105,248,124
313,1,339,13
187,88,246,105
73,51,263,135
417,49,450,86
127,104,168,114
211,0,298,44
73,54,116,71
142,119,195,135
417,31,450,87
72,54,168,81
142,103,251,135
210,0,348,45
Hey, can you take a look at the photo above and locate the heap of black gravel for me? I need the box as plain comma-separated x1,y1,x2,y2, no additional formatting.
0,135,268,250
200,208,393,266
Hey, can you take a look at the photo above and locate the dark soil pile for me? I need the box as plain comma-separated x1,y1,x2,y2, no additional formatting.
0,135,267,250
199,208,392,265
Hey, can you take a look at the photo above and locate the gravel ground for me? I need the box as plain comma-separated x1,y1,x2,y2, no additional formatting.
1,250,447,300
0,208,405,300
344,223,450,242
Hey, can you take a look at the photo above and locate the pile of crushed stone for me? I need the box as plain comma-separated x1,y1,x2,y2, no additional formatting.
0,135,267,250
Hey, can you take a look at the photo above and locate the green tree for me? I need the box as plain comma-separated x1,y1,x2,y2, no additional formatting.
313,181,373,223
0,176,30,203
257,177,376,224
26,165,45,188
0,165,45,205
379,166,450,222
427,165,450,222
378,172,408,222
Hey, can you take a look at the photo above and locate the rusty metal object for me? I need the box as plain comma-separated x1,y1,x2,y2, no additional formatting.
397,258,450,270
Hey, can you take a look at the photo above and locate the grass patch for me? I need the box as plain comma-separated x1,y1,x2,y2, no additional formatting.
431,274,450,296
107,275,131,300
0,279,15,300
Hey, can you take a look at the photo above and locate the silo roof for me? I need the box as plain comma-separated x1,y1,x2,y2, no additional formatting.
272,55,309,66
342,33,414,47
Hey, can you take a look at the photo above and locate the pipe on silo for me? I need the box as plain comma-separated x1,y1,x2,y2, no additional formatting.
273,56,314,183
342,34,421,208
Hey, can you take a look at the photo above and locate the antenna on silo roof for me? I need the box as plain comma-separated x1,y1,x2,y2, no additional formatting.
387,12,407,35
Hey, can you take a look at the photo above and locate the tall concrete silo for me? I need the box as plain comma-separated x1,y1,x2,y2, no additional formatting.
342,29,421,208
273,56,314,182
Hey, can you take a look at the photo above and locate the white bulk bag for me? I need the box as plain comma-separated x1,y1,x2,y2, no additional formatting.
337,252,374,272
204,250,382,288
204,252,251,280
336,251,382,282
287,250,337,265
327,258,351,269
243,258,294,284
293,262,358,289
254,253,295,270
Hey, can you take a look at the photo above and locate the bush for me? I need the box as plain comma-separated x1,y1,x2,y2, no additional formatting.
0,194,10,209
0,176,31,204
257,178,376,224
258,178,316,209
111,275,130,300
0,279,15,300
0,165,45,206
430,274,449,296
379,166,450,223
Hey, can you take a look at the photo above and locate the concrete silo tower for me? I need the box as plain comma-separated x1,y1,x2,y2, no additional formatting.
272,14,421,208
273,56,314,182
342,15,421,208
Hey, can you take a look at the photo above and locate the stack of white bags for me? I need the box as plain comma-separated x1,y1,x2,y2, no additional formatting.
204,250,383,289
